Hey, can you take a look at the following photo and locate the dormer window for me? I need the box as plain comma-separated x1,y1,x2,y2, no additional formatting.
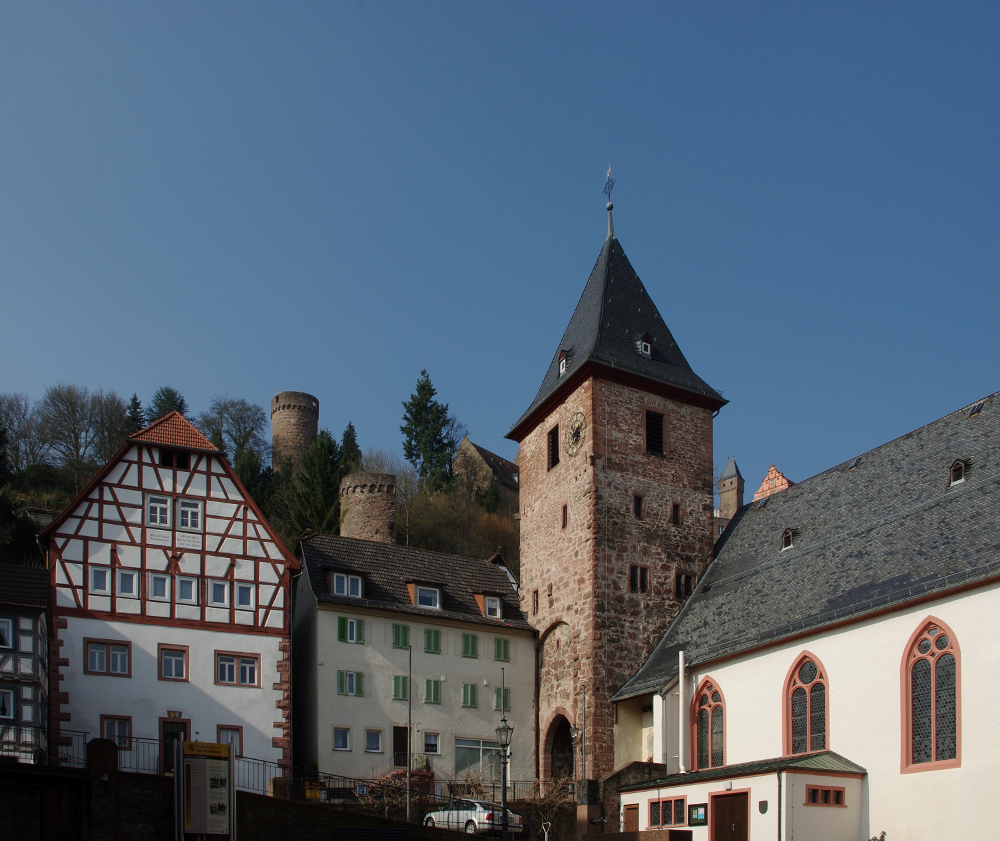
416,586,441,609
485,596,501,619
333,573,363,598
558,352,568,376
637,334,652,358
781,528,797,550
950,460,967,485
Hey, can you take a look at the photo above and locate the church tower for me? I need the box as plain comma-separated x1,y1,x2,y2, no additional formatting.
508,201,726,781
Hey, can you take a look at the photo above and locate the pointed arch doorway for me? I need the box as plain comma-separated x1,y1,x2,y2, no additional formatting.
545,714,575,780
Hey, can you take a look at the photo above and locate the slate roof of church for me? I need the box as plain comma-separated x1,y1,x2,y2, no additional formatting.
508,222,725,439
614,391,1000,701
0,564,49,610
618,750,867,791
300,534,533,631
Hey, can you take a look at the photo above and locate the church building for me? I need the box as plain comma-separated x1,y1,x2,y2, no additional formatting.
508,202,726,781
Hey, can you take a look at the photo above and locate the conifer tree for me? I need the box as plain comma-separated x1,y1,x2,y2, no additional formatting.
127,394,146,432
148,386,188,421
400,370,460,492
340,422,362,475
291,430,342,535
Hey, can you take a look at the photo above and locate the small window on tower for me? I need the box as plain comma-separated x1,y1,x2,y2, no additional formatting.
646,412,665,455
629,565,648,594
672,504,681,526
562,504,568,529
633,495,644,519
548,426,560,470
532,589,539,615
675,572,694,601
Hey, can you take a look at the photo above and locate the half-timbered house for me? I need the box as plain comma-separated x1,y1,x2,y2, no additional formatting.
40,412,297,769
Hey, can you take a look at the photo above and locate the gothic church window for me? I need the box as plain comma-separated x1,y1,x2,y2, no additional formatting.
903,618,959,771
692,678,725,769
784,653,828,755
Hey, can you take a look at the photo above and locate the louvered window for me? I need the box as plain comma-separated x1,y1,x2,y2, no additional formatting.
646,412,664,455
548,426,560,470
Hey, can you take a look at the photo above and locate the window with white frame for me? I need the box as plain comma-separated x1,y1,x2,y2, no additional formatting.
337,617,364,644
117,569,138,598
176,577,198,604
455,738,500,776
333,573,363,598
216,653,259,686
149,573,171,601
365,730,382,752
333,727,350,751
218,727,242,756
90,566,111,595
0,618,12,649
235,582,254,609
424,732,440,754
86,640,130,676
0,688,13,719
416,586,440,609
209,580,229,607
177,499,203,532
102,716,131,749
336,670,364,697
485,596,501,618
160,648,187,680
146,494,170,528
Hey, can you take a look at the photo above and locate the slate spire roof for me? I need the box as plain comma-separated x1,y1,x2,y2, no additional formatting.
613,391,1000,701
508,217,724,439
720,457,743,481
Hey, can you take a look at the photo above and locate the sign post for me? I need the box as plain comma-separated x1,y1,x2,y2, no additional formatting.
174,741,237,840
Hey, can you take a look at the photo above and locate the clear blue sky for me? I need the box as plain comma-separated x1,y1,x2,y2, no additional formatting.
3,3,998,494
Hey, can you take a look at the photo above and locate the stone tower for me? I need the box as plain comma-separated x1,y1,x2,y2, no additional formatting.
339,472,396,544
507,203,726,781
270,391,319,472
718,457,745,521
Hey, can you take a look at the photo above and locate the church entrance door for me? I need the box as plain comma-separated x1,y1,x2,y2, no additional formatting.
711,792,748,841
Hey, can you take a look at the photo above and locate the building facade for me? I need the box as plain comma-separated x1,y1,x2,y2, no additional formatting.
41,412,297,768
508,206,726,780
612,393,1000,839
293,533,535,784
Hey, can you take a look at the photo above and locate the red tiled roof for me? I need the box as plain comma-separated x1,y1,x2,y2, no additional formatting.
128,411,220,452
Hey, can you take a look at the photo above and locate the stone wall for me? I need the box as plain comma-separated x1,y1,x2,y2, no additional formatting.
270,391,319,472
339,472,397,544
518,375,715,780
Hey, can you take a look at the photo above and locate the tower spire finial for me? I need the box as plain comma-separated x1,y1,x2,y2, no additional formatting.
603,165,616,239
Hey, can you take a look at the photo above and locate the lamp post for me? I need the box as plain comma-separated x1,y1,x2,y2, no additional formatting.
496,715,513,841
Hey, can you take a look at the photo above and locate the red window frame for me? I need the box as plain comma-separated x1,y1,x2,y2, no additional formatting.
900,616,961,773
83,639,132,677
648,796,687,827
158,643,190,682
690,676,726,770
214,650,261,687
783,651,829,755
804,785,846,807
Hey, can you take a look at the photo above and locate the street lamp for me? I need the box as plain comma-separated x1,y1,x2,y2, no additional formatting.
495,715,514,841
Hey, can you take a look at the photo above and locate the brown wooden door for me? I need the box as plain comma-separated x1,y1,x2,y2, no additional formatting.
712,793,749,841
623,804,639,832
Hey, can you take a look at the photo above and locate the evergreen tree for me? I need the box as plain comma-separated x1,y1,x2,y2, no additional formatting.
291,430,342,535
340,422,362,475
400,370,461,492
148,386,188,421
127,394,146,432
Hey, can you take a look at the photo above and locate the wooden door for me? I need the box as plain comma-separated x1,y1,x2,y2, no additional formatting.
160,719,189,774
393,726,409,767
623,804,639,832
712,793,749,841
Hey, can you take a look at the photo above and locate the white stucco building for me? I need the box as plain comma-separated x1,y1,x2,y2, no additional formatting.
294,534,536,785
611,392,1000,840
41,412,297,769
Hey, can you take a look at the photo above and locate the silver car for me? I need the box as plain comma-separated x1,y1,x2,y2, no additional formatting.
424,799,524,835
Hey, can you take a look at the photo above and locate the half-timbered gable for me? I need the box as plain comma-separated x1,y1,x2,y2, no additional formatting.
41,412,297,768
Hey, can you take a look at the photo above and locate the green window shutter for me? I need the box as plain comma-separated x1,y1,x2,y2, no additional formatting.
463,683,478,707
462,684,470,707
337,670,346,695
462,633,478,658
393,623,410,649
494,687,501,710
338,617,347,642
393,676,401,699
504,688,510,711
494,687,510,711
494,637,510,662
425,678,440,704
425,629,441,654
393,675,409,700
355,672,364,697
470,683,478,707
356,619,364,644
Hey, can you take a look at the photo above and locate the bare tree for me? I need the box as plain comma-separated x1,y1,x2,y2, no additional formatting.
91,389,132,465
196,395,268,465
0,393,48,471
37,384,99,493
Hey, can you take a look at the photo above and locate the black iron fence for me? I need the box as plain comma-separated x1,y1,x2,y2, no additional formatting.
0,724,87,768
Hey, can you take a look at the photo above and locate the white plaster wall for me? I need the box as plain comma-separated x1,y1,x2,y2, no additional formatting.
650,582,1000,841
62,616,283,762
312,606,535,782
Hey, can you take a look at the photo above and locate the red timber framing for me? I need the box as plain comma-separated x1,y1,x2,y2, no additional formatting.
40,412,298,767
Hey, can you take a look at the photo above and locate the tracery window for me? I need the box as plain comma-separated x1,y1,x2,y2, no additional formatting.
692,678,725,769
784,653,828,755
903,618,960,771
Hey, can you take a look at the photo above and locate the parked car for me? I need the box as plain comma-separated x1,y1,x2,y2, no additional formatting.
424,799,524,835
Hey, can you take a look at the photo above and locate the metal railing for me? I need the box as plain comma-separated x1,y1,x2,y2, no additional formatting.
0,725,87,768
363,752,434,780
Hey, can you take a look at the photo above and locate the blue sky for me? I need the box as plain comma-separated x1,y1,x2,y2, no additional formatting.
2,3,998,494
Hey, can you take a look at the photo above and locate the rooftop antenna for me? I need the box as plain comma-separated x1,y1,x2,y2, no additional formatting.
603,165,616,239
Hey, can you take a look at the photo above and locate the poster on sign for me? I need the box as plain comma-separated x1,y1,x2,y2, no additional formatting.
175,741,236,839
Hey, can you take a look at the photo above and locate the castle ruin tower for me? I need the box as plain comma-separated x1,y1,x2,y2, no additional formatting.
339,473,397,544
270,391,319,472
718,457,745,521
508,199,726,781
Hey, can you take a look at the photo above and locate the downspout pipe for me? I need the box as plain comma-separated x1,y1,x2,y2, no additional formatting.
678,650,687,773
777,770,782,841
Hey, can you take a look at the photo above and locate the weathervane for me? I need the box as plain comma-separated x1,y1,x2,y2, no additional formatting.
603,165,615,203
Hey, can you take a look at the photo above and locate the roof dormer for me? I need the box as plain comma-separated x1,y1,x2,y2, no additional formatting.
329,571,363,598
406,581,442,610
558,349,573,376
474,593,503,620
636,333,652,359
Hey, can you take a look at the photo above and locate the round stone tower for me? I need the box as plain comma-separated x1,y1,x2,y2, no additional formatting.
339,472,396,544
270,391,319,472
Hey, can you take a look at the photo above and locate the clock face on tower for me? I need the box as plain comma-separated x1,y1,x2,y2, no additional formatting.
565,411,587,456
